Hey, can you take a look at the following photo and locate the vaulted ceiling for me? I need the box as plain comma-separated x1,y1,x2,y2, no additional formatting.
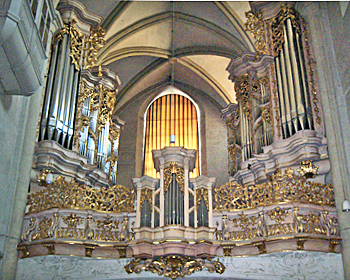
78,1,256,113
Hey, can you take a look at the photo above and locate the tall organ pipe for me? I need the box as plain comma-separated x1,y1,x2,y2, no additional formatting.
274,14,315,139
282,24,298,133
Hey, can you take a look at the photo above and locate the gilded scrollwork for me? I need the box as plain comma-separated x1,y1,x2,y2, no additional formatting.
298,212,326,235
298,160,318,178
229,212,258,240
270,63,282,138
95,215,120,241
213,168,334,211
303,21,321,125
245,11,267,59
125,255,225,279
21,218,36,242
271,6,301,56
196,188,209,210
235,75,252,120
164,162,184,194
261,107,272,124
27,175,135,213
140,188,153,211
322,211,338,236
73,80,97,148
56,21,83,70
267,207,290,223
58,213,84,238
83,26,106,69
32,217,52,241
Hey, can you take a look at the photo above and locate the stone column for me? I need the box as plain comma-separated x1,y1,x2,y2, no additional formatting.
296,2,350,279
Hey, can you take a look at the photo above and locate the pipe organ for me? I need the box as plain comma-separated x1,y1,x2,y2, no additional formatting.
224,5,323,179
18,3,340,279
38,19,122,183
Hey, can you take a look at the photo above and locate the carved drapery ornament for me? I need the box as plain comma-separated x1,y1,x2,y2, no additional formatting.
83,26,106,69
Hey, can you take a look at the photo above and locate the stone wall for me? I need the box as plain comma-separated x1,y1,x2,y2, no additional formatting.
16,252,344,280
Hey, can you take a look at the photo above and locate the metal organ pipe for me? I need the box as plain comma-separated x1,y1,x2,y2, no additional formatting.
279,48,293,136
295,31,313,130
60,63,74,146
55,35,72,142
286,18,305,130
275,57,287,138
47,34,68,140
67,71,80,149
282,24,298,133
40,40,59,141
273,14,315,139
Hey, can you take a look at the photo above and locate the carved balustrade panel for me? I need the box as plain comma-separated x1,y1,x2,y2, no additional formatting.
21,211,135,243
214,206,338,243
27,175,135,213
213,168,334,211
